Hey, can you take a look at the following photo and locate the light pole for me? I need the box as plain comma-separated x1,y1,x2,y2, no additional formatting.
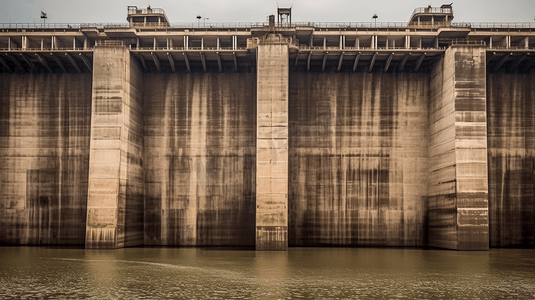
372,14,378,49
41,11,47,28
204,17,209,27
196,15,201,27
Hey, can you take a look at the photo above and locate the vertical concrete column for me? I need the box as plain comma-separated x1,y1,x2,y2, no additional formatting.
256,34,289,250
429,45,489,250
86,44,144,249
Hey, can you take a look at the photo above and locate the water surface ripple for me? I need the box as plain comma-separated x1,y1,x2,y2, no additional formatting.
1,247,534,299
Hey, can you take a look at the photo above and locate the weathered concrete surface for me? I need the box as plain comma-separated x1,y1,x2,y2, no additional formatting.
428,46,489,250
2,43,534,251
85,45,144,249
488,72,535,247
289,73,429,247
0,73,92,245
428,55,457,249
143,73,256,247
256,34,289,250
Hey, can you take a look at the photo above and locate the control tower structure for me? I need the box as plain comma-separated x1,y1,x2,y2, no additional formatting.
408,3,454,27
127,5,170,28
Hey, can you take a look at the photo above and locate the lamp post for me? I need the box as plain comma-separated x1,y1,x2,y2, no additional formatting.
196,15,201,27
204,17,209,27
40,11,47,28
372,14,378,49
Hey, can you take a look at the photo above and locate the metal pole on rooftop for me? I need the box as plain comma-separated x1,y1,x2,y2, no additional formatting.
373,14,378,49
40,11,47,28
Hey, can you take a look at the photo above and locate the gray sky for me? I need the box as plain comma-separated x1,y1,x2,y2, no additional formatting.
1,0,534,24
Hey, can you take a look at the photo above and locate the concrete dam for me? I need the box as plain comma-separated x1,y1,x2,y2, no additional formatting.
1,5,534,250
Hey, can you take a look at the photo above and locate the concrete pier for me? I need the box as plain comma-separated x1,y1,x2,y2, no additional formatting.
85,43,144,248
255,34,290,250
428,45,488,250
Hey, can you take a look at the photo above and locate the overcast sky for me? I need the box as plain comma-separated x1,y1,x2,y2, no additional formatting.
1,0,534,25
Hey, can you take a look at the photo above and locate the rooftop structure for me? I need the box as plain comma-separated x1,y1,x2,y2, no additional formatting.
277,7,292,27
408,3,454,27
127,5,169,28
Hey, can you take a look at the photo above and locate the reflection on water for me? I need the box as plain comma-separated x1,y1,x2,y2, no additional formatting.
1,247,534,299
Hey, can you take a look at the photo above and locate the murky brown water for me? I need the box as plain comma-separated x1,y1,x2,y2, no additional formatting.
1,247,534,299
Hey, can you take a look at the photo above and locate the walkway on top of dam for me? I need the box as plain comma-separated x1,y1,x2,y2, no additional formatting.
1,21,535,74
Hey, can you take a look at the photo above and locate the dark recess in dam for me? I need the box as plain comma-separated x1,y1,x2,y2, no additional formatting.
1,4,535,250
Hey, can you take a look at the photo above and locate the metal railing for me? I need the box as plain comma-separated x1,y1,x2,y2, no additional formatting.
411,6,453,15
95,40,124,47
128,6,166,16
0,23,84,29
2,45,534,53
487,46,535,50
294,22,407,28
469,22,535,29
0,22,127,29
406,22,470,28
166,22,268,29
129,22,169,28
298,45,446,51
132,46,248,51
167,21,470,29
0,47,88,51
1,21,535,30
450,39,486,45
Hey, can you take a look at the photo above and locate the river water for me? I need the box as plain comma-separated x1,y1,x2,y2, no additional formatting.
1,247,534,299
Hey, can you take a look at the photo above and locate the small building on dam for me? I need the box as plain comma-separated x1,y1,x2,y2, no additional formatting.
0,5,534,250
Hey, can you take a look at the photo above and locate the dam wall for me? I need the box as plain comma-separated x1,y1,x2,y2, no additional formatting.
288,73,429,246
488,72,535,247
143,73,256,247
256,35,290,250
0,73,92,245
1,55,534,250
1,20,535,249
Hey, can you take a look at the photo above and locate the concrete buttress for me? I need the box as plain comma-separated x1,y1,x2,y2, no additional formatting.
85,43,144,249
256,34,290,250
428,45,489,250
